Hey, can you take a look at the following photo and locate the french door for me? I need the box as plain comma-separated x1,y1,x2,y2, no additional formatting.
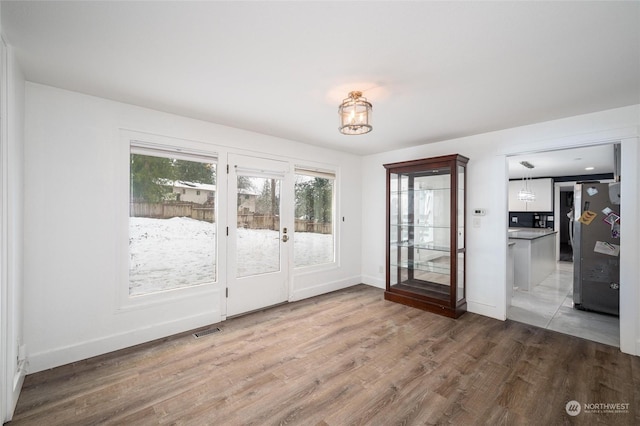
226,154,292,316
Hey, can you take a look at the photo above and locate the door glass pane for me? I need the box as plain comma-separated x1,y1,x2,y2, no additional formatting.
294,173,334,267
237,176,281,278
457,165,465,301
457,252,465,301
129,152,216,296
389,173,400,286
458,165,465,249
389,168,451,301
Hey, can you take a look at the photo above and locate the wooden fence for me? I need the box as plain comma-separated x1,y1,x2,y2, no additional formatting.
294,219,332,234
238,216,331,233
237,214,279,230
130,202,214,222
131,204,331,234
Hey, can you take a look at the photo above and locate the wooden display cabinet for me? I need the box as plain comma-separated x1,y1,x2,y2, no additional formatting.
384,154,468,318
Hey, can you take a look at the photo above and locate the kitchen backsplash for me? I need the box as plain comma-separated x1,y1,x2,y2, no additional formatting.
509,211,554,228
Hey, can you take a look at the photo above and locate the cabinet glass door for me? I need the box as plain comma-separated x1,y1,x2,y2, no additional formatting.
390,167,452,302
457,164,465,302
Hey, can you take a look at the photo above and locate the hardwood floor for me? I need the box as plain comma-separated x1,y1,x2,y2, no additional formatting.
8,285,640,425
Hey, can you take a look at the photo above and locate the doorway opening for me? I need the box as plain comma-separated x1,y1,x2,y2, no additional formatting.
558,187,574,262
506,143,620,347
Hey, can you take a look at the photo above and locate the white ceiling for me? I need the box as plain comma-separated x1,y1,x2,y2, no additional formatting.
507,144,616,179
2,1,639,156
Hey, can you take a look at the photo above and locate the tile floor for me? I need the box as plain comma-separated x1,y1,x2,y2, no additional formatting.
507,261,620,347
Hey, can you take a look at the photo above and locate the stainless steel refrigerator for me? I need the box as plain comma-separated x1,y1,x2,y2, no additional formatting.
572,182,620,316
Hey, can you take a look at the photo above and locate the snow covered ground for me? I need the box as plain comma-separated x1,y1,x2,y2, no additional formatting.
293,231,334,268
129,217,332,296
129,217,216,296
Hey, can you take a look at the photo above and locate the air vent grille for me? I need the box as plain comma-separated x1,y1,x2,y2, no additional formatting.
193,327,221,338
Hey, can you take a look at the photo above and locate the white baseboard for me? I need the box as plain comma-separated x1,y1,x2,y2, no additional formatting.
27,311,221,373
629,338,640,357
361,275,384,289
291,275,361,301
467,300,504,321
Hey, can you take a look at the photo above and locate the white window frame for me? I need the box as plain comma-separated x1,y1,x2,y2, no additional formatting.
118,131,223,310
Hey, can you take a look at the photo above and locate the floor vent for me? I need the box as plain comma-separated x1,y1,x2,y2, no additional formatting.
193,327,221,338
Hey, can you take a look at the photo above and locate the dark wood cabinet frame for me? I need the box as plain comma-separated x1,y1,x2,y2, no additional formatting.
384,154,469,318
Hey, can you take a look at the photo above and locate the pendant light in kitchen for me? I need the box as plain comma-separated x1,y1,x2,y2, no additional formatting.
517,161,536,202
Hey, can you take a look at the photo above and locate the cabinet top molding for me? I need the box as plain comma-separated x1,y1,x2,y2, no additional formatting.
384,154,469,171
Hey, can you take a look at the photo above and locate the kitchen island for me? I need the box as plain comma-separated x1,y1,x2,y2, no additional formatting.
508,228,557,291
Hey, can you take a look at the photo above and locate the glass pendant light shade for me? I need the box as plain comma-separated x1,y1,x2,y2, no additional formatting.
517,188,536,202
517,161,536,202
338,91,372,135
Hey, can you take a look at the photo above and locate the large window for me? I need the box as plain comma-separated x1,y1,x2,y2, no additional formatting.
294,168,335,268
129,145,217,296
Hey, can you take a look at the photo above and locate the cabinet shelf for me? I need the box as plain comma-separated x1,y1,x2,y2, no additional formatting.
390,260,451,274
390,241,450,252
391,280,450,301
390,223,452,229
385,154,468,319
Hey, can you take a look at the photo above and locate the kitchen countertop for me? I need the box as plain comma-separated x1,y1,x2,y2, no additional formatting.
508,228,557,240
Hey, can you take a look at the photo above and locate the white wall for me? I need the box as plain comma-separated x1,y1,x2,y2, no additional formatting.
23,83,362,372
361,105,640,355
19,80,640,378
0,39,25,421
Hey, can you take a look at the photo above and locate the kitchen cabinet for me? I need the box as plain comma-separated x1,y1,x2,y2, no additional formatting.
384,154,468,318
508,178,553,212
508,229,557,291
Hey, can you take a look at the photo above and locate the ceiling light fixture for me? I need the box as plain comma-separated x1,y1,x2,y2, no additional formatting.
517,161,536,202
585,166,595,171
338,91,372,135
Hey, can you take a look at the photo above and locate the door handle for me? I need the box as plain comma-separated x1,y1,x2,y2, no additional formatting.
282,234,289,243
